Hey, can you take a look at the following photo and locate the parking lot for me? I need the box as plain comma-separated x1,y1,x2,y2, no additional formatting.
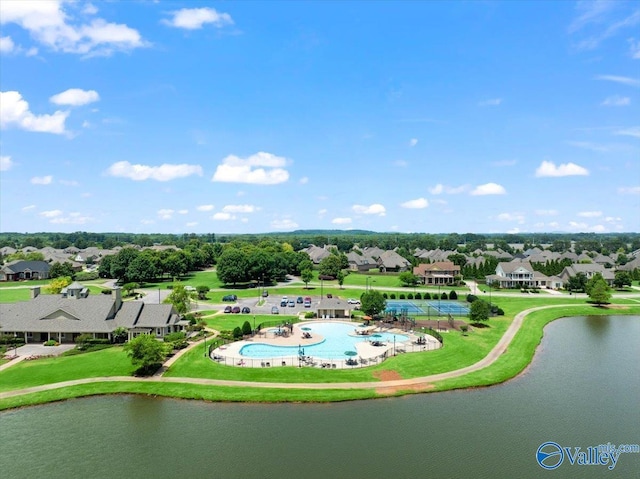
222,294,318,316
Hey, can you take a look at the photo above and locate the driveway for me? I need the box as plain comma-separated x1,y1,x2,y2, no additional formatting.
14,343,76,357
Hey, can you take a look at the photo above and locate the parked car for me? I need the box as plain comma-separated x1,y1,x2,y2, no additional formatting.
231,306,241,314
280,299,288,307
241,306,251,314
304,299,311,308
296,296,303,303
222,294,237,302
326,293,332,298
262,290,269,297
347,298,360,305
224,305,232,313
288,299,296,307
271,306,279,314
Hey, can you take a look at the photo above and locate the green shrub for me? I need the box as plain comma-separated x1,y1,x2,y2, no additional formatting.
390,293,396,299
382,293,388,299
414,292,422,300
164,332,187,343
449,290,458,300
407,293,413,300
466,294,478,303
440,292,448,300
74,271,99,281
423,292,431,300
304,312,315,319
44,339,58,346
399,293,406,300
218,330,234,341
242,321,252,336
232,326,243,339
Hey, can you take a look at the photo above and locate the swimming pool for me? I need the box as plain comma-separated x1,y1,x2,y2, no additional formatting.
240,322,409,360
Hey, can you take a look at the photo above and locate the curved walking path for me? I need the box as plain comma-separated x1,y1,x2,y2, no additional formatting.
0,304,575,400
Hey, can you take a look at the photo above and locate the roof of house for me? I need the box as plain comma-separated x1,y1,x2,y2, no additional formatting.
2,260,51,274
497,261,534,274
377,250,411,269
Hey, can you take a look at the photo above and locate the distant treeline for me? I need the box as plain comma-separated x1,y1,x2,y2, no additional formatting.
0,231,639,255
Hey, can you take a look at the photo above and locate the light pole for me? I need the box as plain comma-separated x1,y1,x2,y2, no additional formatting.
203,334,207,357
438,284,441,318
366,276,370,291
253,315,256,336
158,287,161,304
393,335,396,356
321,278,324,298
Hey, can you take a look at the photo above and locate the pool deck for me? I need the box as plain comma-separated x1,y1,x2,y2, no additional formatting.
211,320,441,368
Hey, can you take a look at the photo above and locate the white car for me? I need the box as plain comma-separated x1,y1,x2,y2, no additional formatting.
347,298,360,305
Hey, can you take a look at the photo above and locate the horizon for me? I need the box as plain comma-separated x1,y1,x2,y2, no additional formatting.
1,1,639,235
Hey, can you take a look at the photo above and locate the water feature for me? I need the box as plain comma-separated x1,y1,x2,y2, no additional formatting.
1,315,638,479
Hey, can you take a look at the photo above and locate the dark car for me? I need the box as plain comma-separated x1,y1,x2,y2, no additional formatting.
296,296,303,303
280,299,288,307
241,306,251,314
222,294,237,302
231,306,241,314
224,305,232,313
326,293,332,298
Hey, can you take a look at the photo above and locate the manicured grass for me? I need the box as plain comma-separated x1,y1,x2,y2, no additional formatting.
0,381,378,410
0,288,31,303
0,347,135,393
0,279,52,288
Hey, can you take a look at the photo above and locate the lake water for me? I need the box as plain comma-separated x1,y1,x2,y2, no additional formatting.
1,315,638,479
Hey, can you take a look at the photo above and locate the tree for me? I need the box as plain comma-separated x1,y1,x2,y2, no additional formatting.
122,282,140,297
46,276,72,294
127,253,158,284
123,334,166,374
196,285,210,300
398,271,419,287
613,271,632,289
216,248,248,285
588,277,611,305
336,270,346,289
360,290,386,317
164,284,193,314
49,261,75,279
318,254,344,278
112,327,128,343
567,272,588,293
242,320,252,336
301,268,313,289
469,299,490,323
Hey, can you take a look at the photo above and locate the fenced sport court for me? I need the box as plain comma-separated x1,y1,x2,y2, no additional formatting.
385,300,470,317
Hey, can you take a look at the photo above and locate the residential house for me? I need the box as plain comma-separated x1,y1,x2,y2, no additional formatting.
377,250,411,273
486,261,536,288
0,260,51,281
0,283,184,344
301,245,332,264
413,261,461,285
558,263,615,286
346,251,377,272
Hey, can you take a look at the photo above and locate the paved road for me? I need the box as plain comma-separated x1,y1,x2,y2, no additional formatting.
0,303,576,399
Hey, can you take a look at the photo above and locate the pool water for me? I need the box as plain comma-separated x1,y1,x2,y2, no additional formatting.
240,322,409,360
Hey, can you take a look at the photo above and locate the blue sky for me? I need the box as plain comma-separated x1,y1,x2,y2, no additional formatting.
1,1,638,235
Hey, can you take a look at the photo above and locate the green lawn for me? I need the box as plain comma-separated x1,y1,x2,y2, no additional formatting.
0,284,110,304
0,347,134,393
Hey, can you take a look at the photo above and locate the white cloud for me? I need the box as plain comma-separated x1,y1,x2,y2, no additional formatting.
601,95,630,106
0,155,13,171
178,209,188,215
140,219,155,225
578,211,602,218
157,209,174,220
196,204,214,212
39,209,62,218
409,138,418,147
59,179,79,186
163,7,233,30
299,176,309,184
618,186,640,195
318,208,328,216
106,161,203,181
535,209,559,216
614,126,640,138
270,218,299,230
31,175,53,185
186,221,198,228
211,212,235,221
535,160,589,177
393,159,408,167
212,152,290,185
630,38,640,59
400,198,429,209
50,211,93,225
1,91,69,134
352,203,386,216
604,216,622,223
0,0,146,57
492,159,517,167
478,98,502,106
595,75,640,87
428,183,469,195
332,217,352,225
0,35,14,52
222,204,257,213
50,88,99,106
496,212,525,223
22,204,36,211
470,183,506,196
